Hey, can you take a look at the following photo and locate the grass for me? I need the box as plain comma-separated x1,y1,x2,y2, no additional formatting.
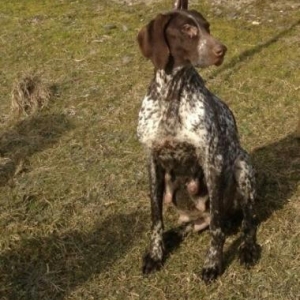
0,0,299,299
11,71,52,116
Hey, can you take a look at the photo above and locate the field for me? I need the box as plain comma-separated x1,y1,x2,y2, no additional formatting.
0,0,299,299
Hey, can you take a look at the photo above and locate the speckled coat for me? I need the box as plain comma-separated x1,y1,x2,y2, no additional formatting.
137,8,260,283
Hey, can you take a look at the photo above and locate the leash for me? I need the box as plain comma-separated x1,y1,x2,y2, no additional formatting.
174,0,189,10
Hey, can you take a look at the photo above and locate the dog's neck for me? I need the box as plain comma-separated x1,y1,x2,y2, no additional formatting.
148,66,205,101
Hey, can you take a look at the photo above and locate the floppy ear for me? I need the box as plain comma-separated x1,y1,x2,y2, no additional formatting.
137,14,172,70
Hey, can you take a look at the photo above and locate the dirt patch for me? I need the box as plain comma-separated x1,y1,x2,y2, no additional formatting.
113,0,300,23
207,0,300,25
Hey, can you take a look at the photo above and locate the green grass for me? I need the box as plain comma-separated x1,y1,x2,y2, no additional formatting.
0,0,299,299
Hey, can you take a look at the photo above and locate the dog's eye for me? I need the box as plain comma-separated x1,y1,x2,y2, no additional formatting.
181,24,198,38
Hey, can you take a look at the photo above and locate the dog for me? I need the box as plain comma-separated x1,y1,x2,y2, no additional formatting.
137,6,260,283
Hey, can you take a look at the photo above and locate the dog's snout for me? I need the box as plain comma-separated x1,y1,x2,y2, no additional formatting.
213,44,227,57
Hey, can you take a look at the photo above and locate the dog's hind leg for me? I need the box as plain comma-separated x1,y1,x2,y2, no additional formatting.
234,150,260,266
142,154,166,274
201,162,226,283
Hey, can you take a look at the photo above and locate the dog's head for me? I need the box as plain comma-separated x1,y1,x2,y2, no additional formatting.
137,10,227,71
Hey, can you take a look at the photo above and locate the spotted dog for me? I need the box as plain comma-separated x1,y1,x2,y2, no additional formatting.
137,7,260,283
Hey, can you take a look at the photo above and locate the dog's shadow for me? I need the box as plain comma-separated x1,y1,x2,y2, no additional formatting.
163,134,299,268
252,135,299,222
224,134,299,266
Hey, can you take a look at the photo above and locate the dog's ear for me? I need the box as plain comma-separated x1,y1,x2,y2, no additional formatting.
137,13,172,70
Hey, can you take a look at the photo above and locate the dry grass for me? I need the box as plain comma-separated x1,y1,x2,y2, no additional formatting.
11,72,52,117
0,0,299,299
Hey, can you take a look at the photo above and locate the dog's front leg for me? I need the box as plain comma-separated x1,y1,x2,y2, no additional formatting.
142,154,165,274
201,166,225,283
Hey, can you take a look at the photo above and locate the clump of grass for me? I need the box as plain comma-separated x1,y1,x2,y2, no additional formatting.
11,72,51,117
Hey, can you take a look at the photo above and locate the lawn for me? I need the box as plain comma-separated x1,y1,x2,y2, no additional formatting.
0,0,299,299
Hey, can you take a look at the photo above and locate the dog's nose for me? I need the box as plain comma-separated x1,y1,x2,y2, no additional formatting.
213,44,227,57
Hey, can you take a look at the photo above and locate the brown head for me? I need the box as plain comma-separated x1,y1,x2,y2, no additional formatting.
137,10,227,71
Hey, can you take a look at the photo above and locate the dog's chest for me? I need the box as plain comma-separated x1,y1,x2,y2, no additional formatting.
137,91,207,148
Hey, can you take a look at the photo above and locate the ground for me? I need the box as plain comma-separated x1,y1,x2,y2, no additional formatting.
0,0,299,299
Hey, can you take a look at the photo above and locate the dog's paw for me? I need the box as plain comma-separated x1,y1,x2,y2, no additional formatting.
201,265,221,284
142,253,163,274
239,242,261,267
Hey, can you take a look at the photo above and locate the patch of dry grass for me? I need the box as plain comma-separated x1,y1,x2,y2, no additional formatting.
0,0,299,299
11,72,52,117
